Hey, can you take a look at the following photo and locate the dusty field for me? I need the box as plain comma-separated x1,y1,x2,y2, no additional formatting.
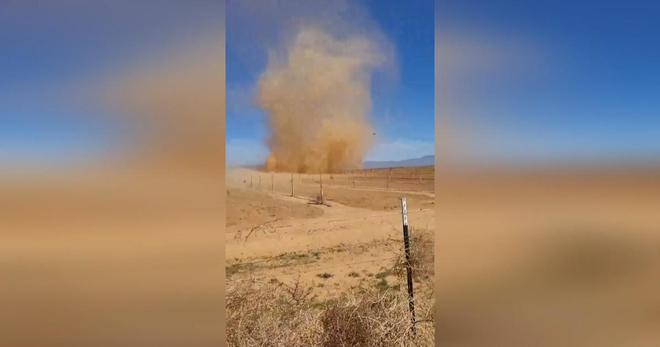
225,166,435,300
5,163,658,346
225,166,436,345
225,164,660,345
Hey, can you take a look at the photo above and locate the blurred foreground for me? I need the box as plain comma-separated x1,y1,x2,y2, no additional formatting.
1,3,225,345
0,161,225,347
436,165,660,346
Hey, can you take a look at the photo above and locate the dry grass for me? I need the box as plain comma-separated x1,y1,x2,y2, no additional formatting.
226,277,322,346
226,276,433,346
226,223,435,346
392,227,434,282
225,168,435,346
320,290,433,347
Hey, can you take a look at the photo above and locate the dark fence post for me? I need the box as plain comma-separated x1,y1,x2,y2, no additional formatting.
319,172,324,203
400,197,416,335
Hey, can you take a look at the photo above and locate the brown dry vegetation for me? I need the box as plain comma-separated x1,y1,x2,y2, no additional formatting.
226,166,435,346
226,271,433,347
391,227,434,282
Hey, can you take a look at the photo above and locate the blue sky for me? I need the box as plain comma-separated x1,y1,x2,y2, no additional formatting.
226,0,435,166
0,1,224,169
438,0,660,165
3,1,659,170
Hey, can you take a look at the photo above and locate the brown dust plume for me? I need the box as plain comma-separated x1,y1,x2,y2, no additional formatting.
257,27,385,173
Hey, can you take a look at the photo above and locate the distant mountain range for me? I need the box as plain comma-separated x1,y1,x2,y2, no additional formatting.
363,155,434,169
234,154,435,170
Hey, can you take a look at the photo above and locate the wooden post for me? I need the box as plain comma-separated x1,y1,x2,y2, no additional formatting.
259,175,261,190
319,172,324,203
400,197,416,334
290,172,294,197
250,176,253,188
387,168,392,190
271,173,274,192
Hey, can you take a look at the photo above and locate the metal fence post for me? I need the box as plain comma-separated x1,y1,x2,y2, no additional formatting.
400,197,416,334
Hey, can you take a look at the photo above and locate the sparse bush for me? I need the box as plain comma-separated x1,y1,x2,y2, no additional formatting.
226,277,322,346
321,289,433,346
375,269,392,279
392,228,434,281
226,277,433,346
375,278,390,291
317,272,334,279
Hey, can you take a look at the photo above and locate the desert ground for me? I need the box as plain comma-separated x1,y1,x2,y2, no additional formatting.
4,163,659,346
227,164,660,346
225,165,435,345
225,166,435,299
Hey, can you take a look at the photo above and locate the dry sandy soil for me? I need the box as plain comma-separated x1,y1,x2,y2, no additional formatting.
226,164,660,346
4,163,659,346
225,167,435,301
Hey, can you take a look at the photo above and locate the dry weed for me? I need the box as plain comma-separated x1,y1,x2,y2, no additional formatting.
226,276,433,346
392,227,434,281
226,277,322,346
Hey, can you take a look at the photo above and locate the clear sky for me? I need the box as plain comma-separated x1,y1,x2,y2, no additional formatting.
226,0,435,166
438,0,660,165
3,1,659,170
0,1,225,170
